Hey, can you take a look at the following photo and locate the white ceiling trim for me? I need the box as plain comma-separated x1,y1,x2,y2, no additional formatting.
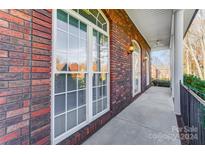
125,9,196,51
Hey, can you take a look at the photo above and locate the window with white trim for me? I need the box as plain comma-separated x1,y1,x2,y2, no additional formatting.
132,40,141,96
52,9,109,144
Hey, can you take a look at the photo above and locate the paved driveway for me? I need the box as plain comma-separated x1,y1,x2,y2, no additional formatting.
83,87,181,145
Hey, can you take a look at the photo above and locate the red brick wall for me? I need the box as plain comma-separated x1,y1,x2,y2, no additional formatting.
0,9,150,145
0,9,52,144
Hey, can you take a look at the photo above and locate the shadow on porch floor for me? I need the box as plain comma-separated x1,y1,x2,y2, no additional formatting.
83,86,181,145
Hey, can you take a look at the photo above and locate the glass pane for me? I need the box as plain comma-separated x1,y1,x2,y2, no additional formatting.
55,114,65,137
93,30,98,44
55,94,65,115
56,54,67,71
78,106,86,124
98,13,106,24
103,24,107,32
56,30,68,51
103,85,107,97
98,33,103,45
80,22,87,39
57,10,68,23
57,19,68,31
97,74,103,86
69,35,79,52
67,110,77,130
102,74,107,85
97,21,102,29
101,60,108,72
67,92,77,110
92,88,96,101
92,74,97,87
69,15,79,35
78,74,86,89
93,102,97,116
79,9,96,24
89,9,98,17
79,39,87,71
103,97,107,110
97,86,103,99
67,74,77,91
55,74,66,93
97,100,102,113
92,58,100,72
78,90,86,107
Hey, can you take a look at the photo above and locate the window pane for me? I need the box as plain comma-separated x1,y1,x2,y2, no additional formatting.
55,94,66,115
93,30,98,44
98,33,103,45
103,24,107,32
56,30,68,51
92,88,96,101
92,58,100,72
80,22,87,39
67,110,77,130
55,114,65,137
55,74,65,93
67,92,77,110
93,102,97,116
101,60,108,72
97,86,103,99
56,54,67,71
102,74,107,85
69,15,79,35
67,74,77,91
78,74,86,89
97,21,102,29
55,74,66,93
98,13,106,24
103,97,107,110
89,9,98,17
97,100,102,113
97,74,103,86
78,106,86,124
78,90,86,107
69,35,79,52
103,85,107,97
92,74,97,86
57,10,68,23
79,9,96,25
79,39,87,71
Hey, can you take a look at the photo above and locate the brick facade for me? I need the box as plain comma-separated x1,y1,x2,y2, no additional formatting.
0,9,52,144
0,9,150,145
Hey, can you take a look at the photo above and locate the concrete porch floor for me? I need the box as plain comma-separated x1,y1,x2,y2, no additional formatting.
83,87,181,145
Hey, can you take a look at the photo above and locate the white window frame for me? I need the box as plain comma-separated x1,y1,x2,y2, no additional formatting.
132,40,141,97
51,9,110,145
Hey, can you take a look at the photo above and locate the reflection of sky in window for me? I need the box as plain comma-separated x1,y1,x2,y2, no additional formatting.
151,49,170,68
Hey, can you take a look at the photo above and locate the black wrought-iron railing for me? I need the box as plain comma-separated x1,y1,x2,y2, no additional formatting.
180,84,205,145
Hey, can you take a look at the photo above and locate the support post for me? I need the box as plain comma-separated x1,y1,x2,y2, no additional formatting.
174,10,184,115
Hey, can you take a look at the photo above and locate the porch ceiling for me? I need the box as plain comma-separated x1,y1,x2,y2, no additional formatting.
125,9,196,51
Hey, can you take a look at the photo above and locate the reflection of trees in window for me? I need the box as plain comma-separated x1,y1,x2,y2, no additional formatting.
184,10,205,79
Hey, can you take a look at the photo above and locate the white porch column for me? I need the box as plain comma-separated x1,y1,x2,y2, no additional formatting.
174,10,184,115
170,13,175,98
170,35,174,98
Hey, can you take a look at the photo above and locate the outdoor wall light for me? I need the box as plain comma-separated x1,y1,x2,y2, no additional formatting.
128,43,134,54
144,56,148,61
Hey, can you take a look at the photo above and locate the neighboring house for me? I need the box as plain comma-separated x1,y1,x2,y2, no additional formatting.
0,9,151,145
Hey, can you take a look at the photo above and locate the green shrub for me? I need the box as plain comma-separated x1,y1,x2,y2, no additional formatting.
184,74,205,100
152,79,170,87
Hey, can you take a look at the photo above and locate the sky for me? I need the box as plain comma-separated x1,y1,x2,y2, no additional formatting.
151,49,170,69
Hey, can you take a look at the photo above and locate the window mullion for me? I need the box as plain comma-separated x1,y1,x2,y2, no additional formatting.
87,26,93,121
